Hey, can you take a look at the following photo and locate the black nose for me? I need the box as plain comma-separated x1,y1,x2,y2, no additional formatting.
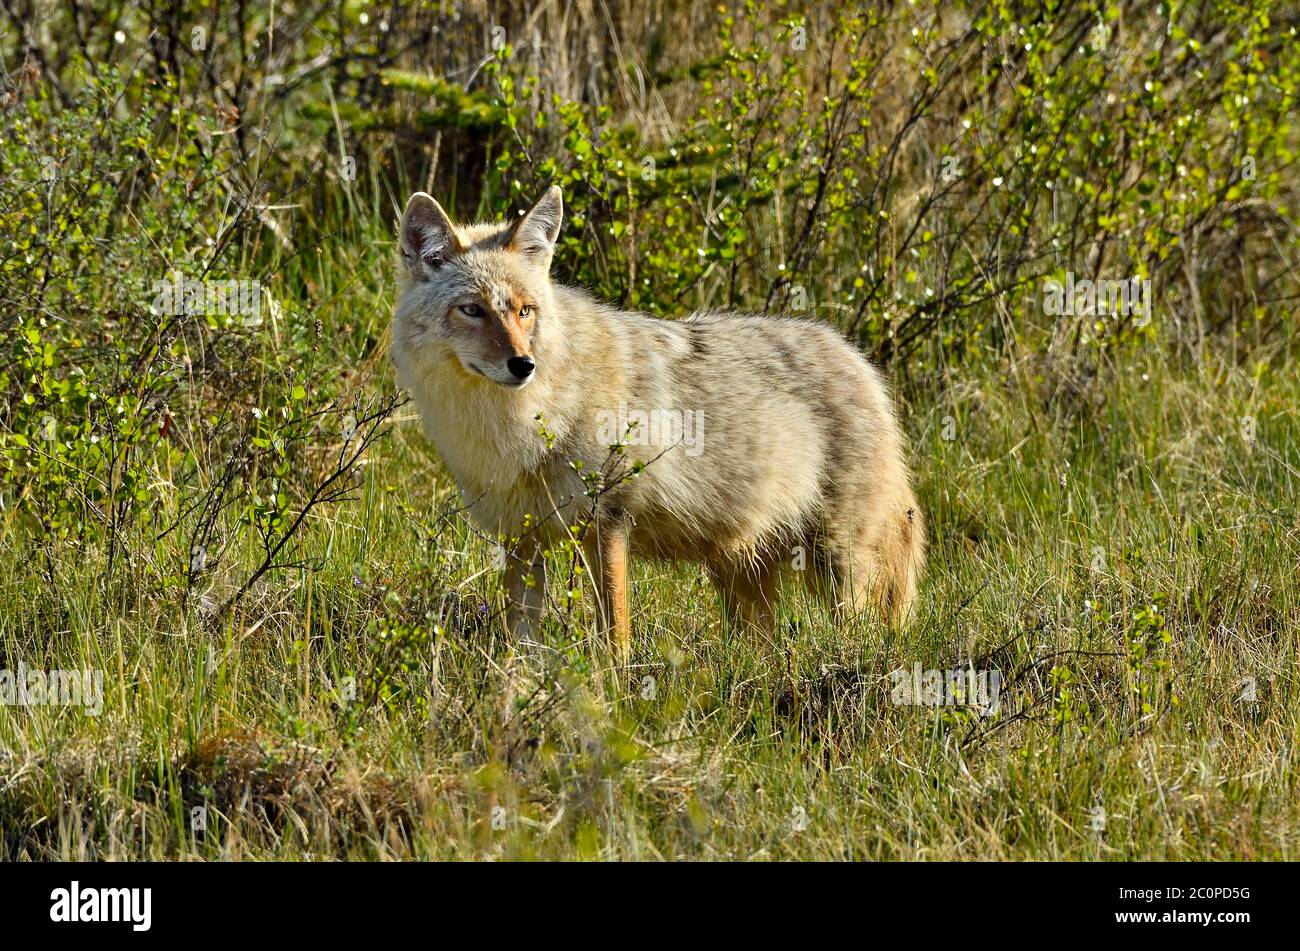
507,356,535,379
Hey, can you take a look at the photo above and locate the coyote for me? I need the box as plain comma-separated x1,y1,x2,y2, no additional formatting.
392,186,924,662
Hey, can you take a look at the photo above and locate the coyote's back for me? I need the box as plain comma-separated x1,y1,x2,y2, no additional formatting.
548,304,926,625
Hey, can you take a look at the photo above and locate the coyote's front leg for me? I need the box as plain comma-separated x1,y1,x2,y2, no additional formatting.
585,512,631,665
504,534,546,642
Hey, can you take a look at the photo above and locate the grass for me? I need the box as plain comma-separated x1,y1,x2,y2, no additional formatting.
2,280,1296,858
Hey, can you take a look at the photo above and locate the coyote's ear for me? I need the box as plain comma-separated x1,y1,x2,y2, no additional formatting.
399,193,461,280
509,185,563,265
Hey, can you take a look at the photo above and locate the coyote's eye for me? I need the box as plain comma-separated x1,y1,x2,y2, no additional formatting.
458,303,483,318
519,304,534,318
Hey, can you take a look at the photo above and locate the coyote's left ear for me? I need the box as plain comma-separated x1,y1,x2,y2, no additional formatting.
400,192,461,281
509,185,563,266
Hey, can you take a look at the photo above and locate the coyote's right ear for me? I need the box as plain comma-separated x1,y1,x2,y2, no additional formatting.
399,193,461,280
509,185,563,265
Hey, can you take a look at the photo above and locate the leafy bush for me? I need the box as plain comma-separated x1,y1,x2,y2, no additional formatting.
0,62,396,617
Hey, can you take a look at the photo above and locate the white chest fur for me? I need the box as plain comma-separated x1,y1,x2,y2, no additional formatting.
402,362,584,536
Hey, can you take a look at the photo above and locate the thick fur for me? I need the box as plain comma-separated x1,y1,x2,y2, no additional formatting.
392,187,925,658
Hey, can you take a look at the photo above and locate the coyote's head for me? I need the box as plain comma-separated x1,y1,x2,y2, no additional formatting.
393,186,563,390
